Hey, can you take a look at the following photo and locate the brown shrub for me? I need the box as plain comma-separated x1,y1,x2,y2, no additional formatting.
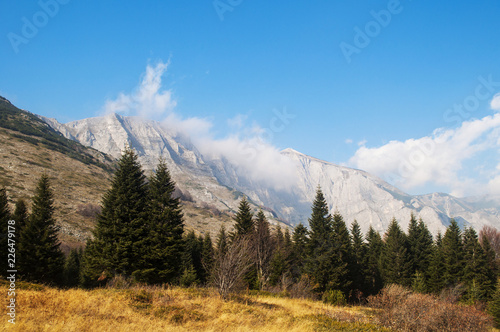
289,275,316,300
367,284,493,332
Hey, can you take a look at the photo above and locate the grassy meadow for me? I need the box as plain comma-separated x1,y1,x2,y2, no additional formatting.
0,282,389,332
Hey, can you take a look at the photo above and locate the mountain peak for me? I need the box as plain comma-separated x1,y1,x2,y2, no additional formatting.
281,148,302,155
0,96,12,104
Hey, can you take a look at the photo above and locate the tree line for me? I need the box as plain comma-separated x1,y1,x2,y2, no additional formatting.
1,148,499,307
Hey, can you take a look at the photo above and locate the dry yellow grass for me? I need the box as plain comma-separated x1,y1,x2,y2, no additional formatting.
0,284,390,331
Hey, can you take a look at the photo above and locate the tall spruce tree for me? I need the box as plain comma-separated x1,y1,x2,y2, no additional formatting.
182,231,204,285
81,148,148,286
380,218,411,286
365,226,384,295
407,213,419,276
12,199,28,234
136,159,185,284
0,188,11,277
233,197,254,237
441,219,464,287
428,233,445,294
350,220,367,296
201,233,215,284
304,187,336,294
216,225,228,255
488,278,500,328
18,174,64,285
269,227,293,287
331,212,352,295
64,248,82,288
407,215,433,291
462,227,495,302
291,223,308,278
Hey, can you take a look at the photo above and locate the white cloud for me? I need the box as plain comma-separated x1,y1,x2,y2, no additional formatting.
101,60,297,191
345,138,353,144
102,61,176,119
491,93,500,111
349,111,500,197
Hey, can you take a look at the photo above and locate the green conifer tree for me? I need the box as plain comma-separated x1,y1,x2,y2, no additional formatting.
488,278,500,328
330,212,352,295
81,148,148,286
18,174,64,285
380,218,411,286
181,230,203,285
12,199,28,234
350,220,367,296
216,225,228,255
462,227,495,302
441,219,464,287
291,223,308,277
233,197,254,237
64,248,82,288
365,226,384,295
407,215,433,289
136,158,185,284
428,233,445,294
201,233,215,284
304,187,336,294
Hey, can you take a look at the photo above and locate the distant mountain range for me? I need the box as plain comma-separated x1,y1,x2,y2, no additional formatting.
38,111,500,234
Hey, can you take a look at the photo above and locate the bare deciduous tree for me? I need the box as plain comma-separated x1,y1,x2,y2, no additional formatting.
479,225,500,258
210,235,254,299
253,210,275,290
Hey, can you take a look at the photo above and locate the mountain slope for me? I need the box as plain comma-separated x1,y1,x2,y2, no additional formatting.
42,112,500,234
0,97,115,247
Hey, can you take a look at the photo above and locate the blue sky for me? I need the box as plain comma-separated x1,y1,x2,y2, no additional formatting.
1,1,500,197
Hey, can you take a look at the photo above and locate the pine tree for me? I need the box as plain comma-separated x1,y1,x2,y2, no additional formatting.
441,219,464,287
488,278,500,328
350,220,367,296
380,218,411,286
462,227,495,302
0,188,11,277
12,199,28,233
428,233,445,294
64,248,82,288
291,223,308,278
407,213,419,276
216,225,228,255
135,158,185,284
201,233,214,284
18,175,64,285
81,148,148,286
304,187,336,294
330,212,352,295
181,231,203,285
407,215,433,290
233,197,254,237
365,226,383,295
269,227,293,288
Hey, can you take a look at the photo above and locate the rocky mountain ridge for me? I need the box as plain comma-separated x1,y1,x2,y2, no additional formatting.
39,112,500,234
